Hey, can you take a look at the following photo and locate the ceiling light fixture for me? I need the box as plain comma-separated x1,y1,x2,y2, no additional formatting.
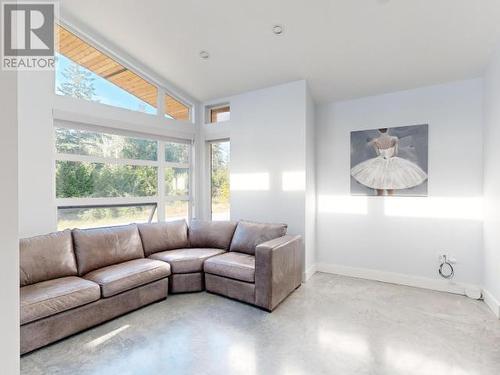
199,50,210,60
272,24,284,36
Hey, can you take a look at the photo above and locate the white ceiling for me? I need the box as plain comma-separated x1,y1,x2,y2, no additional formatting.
61,0,500,103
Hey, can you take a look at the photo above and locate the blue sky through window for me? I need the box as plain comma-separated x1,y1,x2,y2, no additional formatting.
55,53,157,115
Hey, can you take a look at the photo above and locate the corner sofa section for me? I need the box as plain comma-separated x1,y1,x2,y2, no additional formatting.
20,225,171,354
203,221,303,311
138,220,237,293
20,219,303,354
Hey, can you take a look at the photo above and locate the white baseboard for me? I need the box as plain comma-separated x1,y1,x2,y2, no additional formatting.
303,264,317,282
316,263,480,296
483,289,500,319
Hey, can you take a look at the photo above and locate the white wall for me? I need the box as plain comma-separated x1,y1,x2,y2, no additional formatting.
0,69,20,373
206,81,315,274
305,87,316,277
18,71,57,237
316,79,484,287
483,45,500,316
230,81,306,233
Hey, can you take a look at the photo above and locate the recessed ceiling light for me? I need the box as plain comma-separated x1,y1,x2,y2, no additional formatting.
272,24,284,36
199,50,210,60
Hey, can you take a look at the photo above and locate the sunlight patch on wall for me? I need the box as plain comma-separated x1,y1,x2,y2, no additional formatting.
384,197,483,221
231,173,270,191
317,195,368,215
282,171,305,191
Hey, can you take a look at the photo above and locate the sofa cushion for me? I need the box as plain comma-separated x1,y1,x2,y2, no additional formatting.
149,248,225,274
73,224,145,275
83,259,171,298
138,220,189,256
20,230,77,287
229,221,287,255
188,220,237,250
204,252,255,283
21,276,100,325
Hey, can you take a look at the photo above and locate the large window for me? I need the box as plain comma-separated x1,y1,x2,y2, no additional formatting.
56,126,192,229
55,25,191,120
210,140,230,220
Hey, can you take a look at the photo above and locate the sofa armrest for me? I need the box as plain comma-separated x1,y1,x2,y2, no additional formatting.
255,235,303,311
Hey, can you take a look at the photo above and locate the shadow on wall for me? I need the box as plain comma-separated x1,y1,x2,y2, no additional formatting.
317,195,483,221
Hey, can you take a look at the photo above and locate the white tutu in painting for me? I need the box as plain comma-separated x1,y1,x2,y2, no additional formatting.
351,146,427,190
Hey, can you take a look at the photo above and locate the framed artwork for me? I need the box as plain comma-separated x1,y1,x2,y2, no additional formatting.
350,124,428,196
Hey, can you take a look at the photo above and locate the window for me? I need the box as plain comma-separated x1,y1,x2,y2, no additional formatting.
56,126,192,229
164,142,191,221
55,25,191,120
210,140,230,220
56,161,157,198
165,94,191,121
165,201,190,222
209,105,230,123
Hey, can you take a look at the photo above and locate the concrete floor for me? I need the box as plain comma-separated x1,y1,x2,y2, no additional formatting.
21,273,500,375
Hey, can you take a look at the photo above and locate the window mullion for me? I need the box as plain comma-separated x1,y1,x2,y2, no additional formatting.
189,142,193,222
56,196,158,207
164,161,190,168
157,89,166,119
56,153,159,167
164,195,190,202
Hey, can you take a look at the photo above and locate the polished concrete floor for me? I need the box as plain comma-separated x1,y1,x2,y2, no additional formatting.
21,273,500,375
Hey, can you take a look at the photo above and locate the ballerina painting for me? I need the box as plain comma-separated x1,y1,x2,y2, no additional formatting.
350,124,428,196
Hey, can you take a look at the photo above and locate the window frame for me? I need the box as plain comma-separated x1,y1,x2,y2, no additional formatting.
55,21,194,123
55,122,194,229
206,103,230,124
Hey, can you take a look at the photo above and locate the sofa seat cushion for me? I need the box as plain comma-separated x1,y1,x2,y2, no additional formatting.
84,259,171,298
149,248,225,274
204,252,255,283
21,276,100,325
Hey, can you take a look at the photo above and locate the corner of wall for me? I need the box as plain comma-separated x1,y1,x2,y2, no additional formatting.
483,288,500,319
305,83,317,275
0,67,20,374
482,38,500,312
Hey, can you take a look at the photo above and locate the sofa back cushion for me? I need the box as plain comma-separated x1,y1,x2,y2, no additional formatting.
20,230,77,286
73,224,144,275
188,220,237,250
137,220,189,256
229,220,287,255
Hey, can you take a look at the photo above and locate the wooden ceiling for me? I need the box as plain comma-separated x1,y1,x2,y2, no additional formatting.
55,25,190,121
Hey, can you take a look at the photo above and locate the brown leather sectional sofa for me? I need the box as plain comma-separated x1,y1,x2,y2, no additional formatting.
20,220,303,354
